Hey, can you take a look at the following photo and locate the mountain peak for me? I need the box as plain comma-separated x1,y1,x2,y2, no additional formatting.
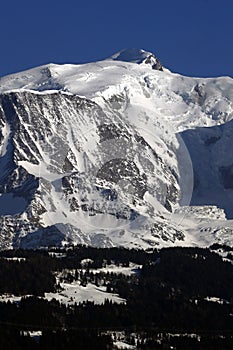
109,48,163,71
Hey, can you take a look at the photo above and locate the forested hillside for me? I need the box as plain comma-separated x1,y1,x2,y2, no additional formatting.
0,245,232,349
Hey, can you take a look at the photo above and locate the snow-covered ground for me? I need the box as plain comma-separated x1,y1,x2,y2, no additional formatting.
0,48,233,249
0,257,27,261
113,341,136,349
45,281,125,305
89,263,142,276
20,331,42,339
0,294,29,303
204,296,229,304
0,282,125,306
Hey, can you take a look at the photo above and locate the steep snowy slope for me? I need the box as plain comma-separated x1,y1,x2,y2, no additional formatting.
0,49,233,249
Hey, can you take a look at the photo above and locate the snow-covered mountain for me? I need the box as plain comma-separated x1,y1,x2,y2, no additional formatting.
0,48,233,249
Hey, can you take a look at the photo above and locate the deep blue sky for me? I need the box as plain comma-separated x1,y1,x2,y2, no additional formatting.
1,0,233,78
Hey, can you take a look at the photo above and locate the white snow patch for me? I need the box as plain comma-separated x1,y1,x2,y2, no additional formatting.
113,341,136,349
0,257,26,261
0,294,30,303
0,121,11,157
45,282,126,305
204,296,229,304
90,263,141,276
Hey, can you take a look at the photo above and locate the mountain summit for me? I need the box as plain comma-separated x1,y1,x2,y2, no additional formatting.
110,48,163,70
0,50,233,249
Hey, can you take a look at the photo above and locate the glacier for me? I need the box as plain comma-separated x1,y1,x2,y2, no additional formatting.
0,48,233,249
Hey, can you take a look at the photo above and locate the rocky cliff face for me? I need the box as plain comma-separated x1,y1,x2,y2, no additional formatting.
0,90,183,249
0,49,233,249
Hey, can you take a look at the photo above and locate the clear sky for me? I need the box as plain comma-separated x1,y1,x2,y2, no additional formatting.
1,0,233,78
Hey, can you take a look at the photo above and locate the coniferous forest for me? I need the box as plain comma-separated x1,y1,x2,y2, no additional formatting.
0,245,232,349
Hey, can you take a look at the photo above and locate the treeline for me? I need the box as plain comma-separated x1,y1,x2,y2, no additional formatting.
0,327,112,350
139,333,233,349
0,256,56,295
0,327,232,350
0,246,232,348
0,294,232,333
0,246,152,295
141,247,233,299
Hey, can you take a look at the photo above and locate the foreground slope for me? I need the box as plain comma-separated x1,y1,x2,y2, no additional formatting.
0,49,233,249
